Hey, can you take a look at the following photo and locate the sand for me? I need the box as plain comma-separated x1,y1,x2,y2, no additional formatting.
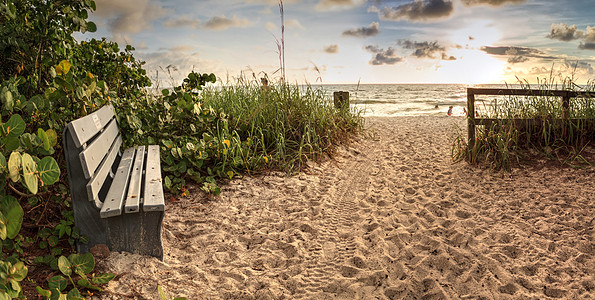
96,116,594,299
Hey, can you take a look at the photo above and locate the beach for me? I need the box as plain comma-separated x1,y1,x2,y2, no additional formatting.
96,116,594,299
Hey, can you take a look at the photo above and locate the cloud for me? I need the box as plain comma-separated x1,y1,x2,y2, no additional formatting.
324,44,339,53
342,22,380,37
460,0,526,6
579,42,595,50
204,15,252,31
164,16,201,29
139,50,223,85
266,21,277,31
564,60,594,74
315,0,365,11
398,40,456,60
378,0,454,22
584,26,595,42
546,24,595,51
481,46,556,61
286,19,305,29
547,23,583,42
170,45,196,53
92,0,167,38
365,46,404,65
441,53,457,61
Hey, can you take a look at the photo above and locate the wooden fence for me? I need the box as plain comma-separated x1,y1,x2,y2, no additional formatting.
467,88,593,147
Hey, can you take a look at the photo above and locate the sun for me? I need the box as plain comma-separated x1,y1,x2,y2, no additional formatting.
439,21,506,84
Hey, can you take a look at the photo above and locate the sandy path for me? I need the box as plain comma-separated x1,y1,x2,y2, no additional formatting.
98,116,594,299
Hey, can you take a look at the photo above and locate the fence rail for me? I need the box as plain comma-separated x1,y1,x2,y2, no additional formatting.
467,88,593,147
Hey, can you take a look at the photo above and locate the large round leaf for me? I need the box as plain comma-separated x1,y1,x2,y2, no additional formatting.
38,157,60,186
72,252,95,276
86,21,97,32
7,152,21,182
48,275,68,291
45,129,58,147
55,60,71,76
3,114,25,138
21,153,38,194
0,196,24,240
58,256,72,276
37,128,50,151
2,136,20,151
11,261,27,281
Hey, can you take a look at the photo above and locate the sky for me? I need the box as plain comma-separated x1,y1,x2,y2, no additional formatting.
80,0,595,85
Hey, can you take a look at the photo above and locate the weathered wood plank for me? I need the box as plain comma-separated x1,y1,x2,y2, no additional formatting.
467,88,592,98
86,135,122,207
143,145,165,212
125,146,145,214
100,147,135,218
66,105,115,148
79,119,119,179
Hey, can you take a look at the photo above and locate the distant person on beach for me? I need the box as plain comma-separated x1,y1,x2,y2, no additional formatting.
447,106,453,116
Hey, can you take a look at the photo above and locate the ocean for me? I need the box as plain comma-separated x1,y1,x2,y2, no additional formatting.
316,84,512,117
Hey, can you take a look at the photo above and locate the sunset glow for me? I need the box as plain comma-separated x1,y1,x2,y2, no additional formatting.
83,0,595,85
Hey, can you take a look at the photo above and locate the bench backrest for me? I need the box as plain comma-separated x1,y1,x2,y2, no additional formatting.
64,105,122,208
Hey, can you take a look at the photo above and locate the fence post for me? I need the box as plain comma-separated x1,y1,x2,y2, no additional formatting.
333,91,349,109
467,89,476,148
562,93,570,139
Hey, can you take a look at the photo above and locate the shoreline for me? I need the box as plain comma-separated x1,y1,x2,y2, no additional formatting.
96,116,594,299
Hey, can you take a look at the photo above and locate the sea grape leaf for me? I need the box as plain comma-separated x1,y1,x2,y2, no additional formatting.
86,21,97,32
46,129,58,147
55,60,71,76
77,277,101,291
48,275,68,291
38,128,50,151
35,287,51,298
91,273,115,285
21,153,38,194
8,152,22,182
0,196,24,240
38,157,60,186
11,261,27,281
2,137,20,151
3,114,25,138
72,252,94,275
58,256,72,276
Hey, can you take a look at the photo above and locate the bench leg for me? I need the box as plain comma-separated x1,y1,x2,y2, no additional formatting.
106,211,164,260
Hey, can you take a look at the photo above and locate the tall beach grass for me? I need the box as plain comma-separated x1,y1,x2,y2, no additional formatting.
202,76,364,173
453,77,595,169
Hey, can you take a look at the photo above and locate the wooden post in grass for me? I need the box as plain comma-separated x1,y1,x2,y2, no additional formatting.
562,93,570,139
334,91,349,110
467,89,476,149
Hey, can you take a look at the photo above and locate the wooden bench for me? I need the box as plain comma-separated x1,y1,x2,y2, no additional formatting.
63,105,165,259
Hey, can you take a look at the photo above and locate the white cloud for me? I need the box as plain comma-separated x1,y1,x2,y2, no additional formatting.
315,0,365,11
93,0,168,36
164,16,201,29
204,15,252,31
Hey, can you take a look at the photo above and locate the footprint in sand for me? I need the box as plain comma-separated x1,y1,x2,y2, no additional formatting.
455,210,472,219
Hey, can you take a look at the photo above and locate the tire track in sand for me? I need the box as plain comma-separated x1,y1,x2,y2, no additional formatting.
295,141,378,298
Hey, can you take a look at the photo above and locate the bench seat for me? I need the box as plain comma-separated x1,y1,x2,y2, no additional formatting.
63,105,165,259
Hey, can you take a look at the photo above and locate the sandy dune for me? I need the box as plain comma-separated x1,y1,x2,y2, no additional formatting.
97,116,594,299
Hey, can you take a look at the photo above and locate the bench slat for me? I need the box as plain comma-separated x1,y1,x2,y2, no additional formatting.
86,135,122,207
143,145,165,212
66,105,115,148
100,147,135,218
125,146,145,213
79,119,119,179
